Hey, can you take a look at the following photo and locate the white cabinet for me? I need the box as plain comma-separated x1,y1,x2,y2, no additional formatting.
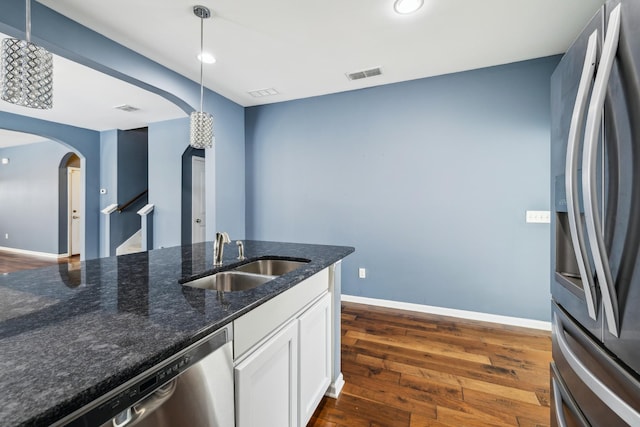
234,268,329,359
234,283,332,427
298,293,331,426
235,319,298,427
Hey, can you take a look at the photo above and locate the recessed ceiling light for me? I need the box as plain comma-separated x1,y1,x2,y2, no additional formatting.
394,0,424,14
198,52,216,64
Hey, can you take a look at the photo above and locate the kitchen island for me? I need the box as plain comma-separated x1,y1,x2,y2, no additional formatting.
0,240,353,426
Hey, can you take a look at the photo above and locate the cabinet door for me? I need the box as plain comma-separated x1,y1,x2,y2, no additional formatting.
298,293,331,426
235,320,298,427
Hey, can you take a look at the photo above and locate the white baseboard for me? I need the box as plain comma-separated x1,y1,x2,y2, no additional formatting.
0,246,67,259
325,373,345,399
341,294,551,331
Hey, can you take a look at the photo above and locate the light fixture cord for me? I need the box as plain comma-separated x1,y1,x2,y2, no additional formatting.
25,0,31,43
199,14,204,112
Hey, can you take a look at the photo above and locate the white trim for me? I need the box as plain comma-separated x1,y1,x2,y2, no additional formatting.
101,203,118,215
0,246,67,259
325,373,344,398
341,295,551,331
137,204,154,216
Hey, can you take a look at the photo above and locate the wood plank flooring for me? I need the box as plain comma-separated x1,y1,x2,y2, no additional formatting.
0,250,79,274
308,302,552,427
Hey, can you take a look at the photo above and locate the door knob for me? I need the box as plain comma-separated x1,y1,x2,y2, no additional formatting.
195,218,202,224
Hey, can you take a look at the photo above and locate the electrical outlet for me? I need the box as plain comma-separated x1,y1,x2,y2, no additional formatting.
4,233,8,239
358,268,366,279
526,210,550,224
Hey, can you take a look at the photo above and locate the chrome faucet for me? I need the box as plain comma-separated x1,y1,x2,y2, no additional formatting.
236,240,245,260
214,232,231,266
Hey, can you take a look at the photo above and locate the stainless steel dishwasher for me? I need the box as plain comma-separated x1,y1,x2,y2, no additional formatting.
59,325,234,427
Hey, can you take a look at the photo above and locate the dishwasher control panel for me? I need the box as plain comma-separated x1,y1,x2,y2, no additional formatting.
63,326,229,427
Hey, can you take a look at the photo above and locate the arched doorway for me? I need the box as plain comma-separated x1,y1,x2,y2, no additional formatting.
0,132,88,262
59,152,83,259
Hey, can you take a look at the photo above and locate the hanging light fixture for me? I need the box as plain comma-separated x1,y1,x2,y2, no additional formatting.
1,0,53,109
190,5,214,149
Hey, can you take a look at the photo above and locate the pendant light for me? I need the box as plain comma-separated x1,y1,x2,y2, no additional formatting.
1,0,53,109
190,5,214,149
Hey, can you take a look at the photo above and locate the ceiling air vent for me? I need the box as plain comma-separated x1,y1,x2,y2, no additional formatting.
114,104,140,112
346,67,382,81
248,88,279,98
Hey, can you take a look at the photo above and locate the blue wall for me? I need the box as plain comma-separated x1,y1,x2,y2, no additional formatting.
0,113,101,259
114,129,148,252
147,113,245,249
211,102,246,241
99,130,118,257
117,129,148,205
245,57,558,321
148,118,189,248
0,141,72,254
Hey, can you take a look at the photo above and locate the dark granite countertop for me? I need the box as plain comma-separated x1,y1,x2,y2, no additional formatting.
0,240,354,427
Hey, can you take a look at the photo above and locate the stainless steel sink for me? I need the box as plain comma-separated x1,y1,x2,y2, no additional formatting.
182,258,308,292
182,271,274,292
232,259,308,275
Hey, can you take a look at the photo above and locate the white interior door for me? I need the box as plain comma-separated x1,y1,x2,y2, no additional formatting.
68,167,82,256
192,157,206,243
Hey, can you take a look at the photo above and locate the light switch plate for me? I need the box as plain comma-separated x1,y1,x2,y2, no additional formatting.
526,210,550,224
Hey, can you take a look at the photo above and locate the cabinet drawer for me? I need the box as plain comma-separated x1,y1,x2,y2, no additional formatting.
233,268,329,359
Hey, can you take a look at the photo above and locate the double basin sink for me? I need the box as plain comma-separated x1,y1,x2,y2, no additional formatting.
182,258,309,292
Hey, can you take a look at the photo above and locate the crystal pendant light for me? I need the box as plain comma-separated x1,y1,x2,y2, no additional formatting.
1,0,53,109
189,5,214,149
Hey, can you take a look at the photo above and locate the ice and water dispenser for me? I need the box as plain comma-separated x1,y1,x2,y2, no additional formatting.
554,173,589,296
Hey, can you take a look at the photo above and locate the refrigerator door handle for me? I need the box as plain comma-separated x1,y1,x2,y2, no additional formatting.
551,363,591,427
581,4,621,337
553,314,640,425
565,29,599,320
551,379,571,427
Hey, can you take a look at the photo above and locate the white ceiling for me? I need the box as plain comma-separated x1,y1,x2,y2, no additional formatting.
1,0,605,146
38,0,605,108
0,129,49,149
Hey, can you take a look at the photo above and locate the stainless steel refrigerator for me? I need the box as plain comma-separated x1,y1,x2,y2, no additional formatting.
550,0,640,425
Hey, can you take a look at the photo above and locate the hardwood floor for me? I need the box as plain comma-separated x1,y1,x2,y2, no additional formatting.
0,250,80,274
308,302,552,427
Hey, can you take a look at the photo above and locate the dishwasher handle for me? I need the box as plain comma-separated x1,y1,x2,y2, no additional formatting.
112,380,177,427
